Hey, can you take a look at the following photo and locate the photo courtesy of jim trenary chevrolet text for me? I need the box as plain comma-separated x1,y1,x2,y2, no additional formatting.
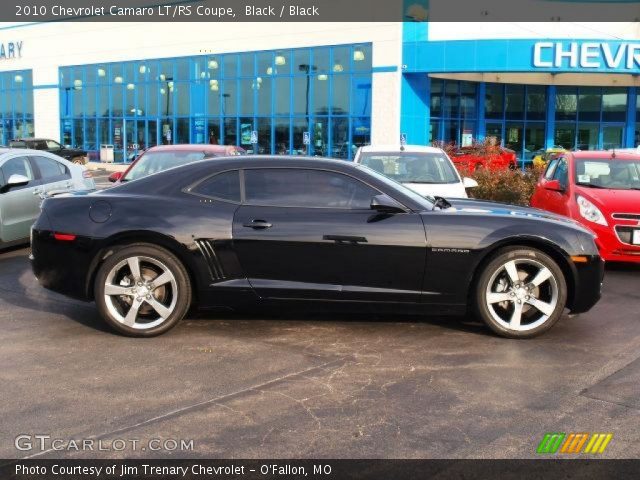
1,0,640,479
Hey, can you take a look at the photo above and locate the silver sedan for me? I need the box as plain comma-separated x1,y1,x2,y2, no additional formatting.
0,148,95,249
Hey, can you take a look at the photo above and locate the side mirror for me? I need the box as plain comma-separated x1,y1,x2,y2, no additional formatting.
108,172,123,183
462,177,478,188
370,194,407,214
64,145,72,149
545,179,565,192
0,174,30,193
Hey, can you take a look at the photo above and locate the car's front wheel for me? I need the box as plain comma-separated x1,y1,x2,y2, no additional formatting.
71,156,86,165
474,247,567,338
94,244,192,337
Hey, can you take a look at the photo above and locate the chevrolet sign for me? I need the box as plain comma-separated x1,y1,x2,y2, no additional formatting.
533,42,640,70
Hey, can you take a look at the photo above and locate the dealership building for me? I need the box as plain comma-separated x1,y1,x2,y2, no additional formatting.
1,20,640,163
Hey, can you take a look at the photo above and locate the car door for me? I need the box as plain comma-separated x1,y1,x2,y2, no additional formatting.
232,167,427,302
531,157,559,208
0,155,42,243
31,155,73,195
543,157,571,216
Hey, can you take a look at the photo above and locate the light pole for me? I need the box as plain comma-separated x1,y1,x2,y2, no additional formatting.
163,76,173,144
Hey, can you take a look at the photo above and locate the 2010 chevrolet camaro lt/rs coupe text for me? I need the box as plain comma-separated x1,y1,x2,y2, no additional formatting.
31,156,604,338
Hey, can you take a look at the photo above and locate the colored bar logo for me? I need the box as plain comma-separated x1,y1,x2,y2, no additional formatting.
537,433,613,454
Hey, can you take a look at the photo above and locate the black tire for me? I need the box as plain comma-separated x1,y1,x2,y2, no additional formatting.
71,156,86,165
473,247,567,339
94,243,192,337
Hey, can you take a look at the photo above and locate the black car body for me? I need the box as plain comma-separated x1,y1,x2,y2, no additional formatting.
10,138,88,164
31,156,604,338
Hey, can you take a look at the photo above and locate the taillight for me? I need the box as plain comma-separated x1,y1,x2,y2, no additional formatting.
83,171,93,178
53,233,76,241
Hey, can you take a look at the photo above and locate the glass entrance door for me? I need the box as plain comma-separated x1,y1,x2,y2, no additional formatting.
602,125,624,150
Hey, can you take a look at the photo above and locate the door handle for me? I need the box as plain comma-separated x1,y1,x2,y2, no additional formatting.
243,219,273,229
323,235,368,244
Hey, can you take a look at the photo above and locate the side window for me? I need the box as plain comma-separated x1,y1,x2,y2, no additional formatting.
553,159,568,188
32,156,69,181
544,159,559,180
190,170,240,203
1,156,34,183
33,140,48,150
46,140,61,150
244,168,379,209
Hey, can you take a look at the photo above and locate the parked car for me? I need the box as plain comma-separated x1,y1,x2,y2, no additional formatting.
532,147,567,169
530,150,640,263
32,156,603,339
9,138,88,165
108,144,246,184
353,145,478,198
0,149,95,249
451,145,517,171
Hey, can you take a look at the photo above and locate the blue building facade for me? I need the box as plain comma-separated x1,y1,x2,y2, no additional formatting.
401,23,640,166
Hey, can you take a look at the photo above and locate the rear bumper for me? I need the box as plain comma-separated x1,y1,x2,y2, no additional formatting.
31,229,95,301
569,255,605,314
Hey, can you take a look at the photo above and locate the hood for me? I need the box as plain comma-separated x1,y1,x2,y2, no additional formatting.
446,197,588,229
574,186,640,214
403,182,468,199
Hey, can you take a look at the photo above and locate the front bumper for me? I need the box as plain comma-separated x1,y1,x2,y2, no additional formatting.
590,222,640,264
569,254,605,314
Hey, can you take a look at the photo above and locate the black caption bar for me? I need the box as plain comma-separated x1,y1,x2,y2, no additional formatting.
4,0,640,22
1,459,640,480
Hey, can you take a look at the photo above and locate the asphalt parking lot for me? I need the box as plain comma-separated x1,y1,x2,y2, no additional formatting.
1,245,639,459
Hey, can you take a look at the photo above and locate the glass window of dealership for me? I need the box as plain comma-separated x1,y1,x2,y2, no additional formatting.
60,44,372,162
0,70,34,144
428,79,637,165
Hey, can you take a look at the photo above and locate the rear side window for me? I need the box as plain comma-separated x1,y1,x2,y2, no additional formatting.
9,141,26,148
190,170,241,203
32,156,70,180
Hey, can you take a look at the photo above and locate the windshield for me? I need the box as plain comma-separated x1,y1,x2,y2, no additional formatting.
358,152,459,184
123,151,208,182
575,159,640,190
356,164,435,210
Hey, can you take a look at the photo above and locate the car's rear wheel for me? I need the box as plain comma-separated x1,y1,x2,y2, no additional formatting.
474,247,567,338
94,244,191,337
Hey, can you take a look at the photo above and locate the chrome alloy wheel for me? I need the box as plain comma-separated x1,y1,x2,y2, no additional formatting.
103,256,178,330
484,258,559,332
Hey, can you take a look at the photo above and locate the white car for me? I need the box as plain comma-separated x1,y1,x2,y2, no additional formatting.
0,148,95,248
353,145,477,198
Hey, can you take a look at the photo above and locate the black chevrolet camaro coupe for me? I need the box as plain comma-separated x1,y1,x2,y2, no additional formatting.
31,156,604,338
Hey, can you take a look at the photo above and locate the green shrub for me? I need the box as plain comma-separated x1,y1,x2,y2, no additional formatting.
432,140,544,206
462,166,542,206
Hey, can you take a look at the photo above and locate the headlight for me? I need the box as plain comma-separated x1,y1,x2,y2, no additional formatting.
576,195,608,226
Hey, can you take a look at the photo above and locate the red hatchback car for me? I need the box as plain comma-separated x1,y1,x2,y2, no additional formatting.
450,145,517,172
108,144,245,184
530,150,640,263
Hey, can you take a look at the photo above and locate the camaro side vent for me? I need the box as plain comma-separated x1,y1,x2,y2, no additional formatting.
195,240,226,281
